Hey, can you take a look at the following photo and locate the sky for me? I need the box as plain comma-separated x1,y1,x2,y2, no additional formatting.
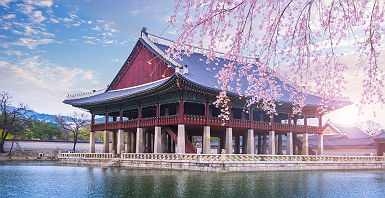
0,0,384,127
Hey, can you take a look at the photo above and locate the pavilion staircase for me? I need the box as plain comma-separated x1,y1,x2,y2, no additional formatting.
164,127,197,154
293,135,316,155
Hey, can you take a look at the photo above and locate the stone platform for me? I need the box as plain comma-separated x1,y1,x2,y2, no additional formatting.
58,153,385,172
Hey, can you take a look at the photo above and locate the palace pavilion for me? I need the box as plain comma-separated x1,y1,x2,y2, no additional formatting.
64,28,350,156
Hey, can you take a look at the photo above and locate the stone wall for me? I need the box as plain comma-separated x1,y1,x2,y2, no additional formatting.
59,157,385,172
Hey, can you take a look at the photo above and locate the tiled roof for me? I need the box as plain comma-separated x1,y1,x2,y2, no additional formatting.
64,31,351,108
64,77,170,106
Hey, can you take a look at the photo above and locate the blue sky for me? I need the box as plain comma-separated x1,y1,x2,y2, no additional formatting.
0,0,178,115
0,0,384,126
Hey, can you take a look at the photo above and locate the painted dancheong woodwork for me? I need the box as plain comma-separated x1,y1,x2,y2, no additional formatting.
64,28,351,156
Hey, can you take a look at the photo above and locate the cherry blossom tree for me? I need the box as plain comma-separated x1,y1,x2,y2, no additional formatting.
167,0,385,118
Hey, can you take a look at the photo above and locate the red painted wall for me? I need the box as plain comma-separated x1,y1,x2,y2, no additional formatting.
377,143,385,156
110,45,174,90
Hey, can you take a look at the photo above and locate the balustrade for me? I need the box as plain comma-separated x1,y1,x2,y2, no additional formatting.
91,114,320,133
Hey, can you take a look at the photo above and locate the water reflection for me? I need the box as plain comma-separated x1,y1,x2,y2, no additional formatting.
0,162,384,197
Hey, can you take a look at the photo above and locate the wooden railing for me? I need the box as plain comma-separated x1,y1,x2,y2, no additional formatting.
92,114,320,134
58,153,113,159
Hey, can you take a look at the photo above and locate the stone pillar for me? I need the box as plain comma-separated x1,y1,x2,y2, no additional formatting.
89,131,95,153
202,125,211,154
286,132,293,155
154,126,162,153
293,134,297,155
302,133,309,155
117,129,124,156
257,134,262,154
247,129,255,154
225,127,233,154
136,127,145,153
126,132,132,153
111,131,117,156
262,133,267,154
217,137,221,154
234,135,240,154
131,132,136,153
268,131,276,155
177,124,186,153
242,132,247,154
161,130,167,153
168,135,172,153
277,134,283,155
318,134,323,155
103,130,109,153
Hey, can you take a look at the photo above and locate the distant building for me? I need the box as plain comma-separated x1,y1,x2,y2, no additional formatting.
309,121,376,156
374,132,385,156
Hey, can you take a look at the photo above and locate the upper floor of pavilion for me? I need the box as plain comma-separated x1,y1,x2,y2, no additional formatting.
63,28,351,133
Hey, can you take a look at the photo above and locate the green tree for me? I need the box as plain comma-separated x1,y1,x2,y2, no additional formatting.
78,124,90,141
30,120,62,140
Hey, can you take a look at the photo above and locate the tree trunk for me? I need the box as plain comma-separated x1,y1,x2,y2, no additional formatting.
73,135,77,152
0,141,4,153
9,139,15,156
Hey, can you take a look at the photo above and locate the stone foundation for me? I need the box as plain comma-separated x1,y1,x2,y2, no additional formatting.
59,154,385,172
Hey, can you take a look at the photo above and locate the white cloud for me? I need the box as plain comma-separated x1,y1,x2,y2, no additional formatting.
4,49,24,56
23,0,53,7
11,37,57,49
111,58,122,62
0,58,97,114
50,18,58,23
0,0,14,7
31,10,45,22
91,26,100,31
131,9,142,16
3,14,16,19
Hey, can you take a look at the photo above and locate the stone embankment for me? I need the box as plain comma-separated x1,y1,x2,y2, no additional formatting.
0,152,58,161
59,153,385,172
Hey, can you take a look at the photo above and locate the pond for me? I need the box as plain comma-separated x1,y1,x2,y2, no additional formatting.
1,161,384,197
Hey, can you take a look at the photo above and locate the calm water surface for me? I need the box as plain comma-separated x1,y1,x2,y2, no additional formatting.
1,161,384,198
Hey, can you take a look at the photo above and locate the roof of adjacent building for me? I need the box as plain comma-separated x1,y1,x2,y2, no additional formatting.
64,29,351,108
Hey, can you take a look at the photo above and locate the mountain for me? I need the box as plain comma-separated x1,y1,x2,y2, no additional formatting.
6,106,79,123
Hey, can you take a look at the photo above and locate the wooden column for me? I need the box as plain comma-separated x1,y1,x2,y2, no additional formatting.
91,113,95,132
178,99,184,123
205,101,210,124
105,112,108,130
318,115,323,155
